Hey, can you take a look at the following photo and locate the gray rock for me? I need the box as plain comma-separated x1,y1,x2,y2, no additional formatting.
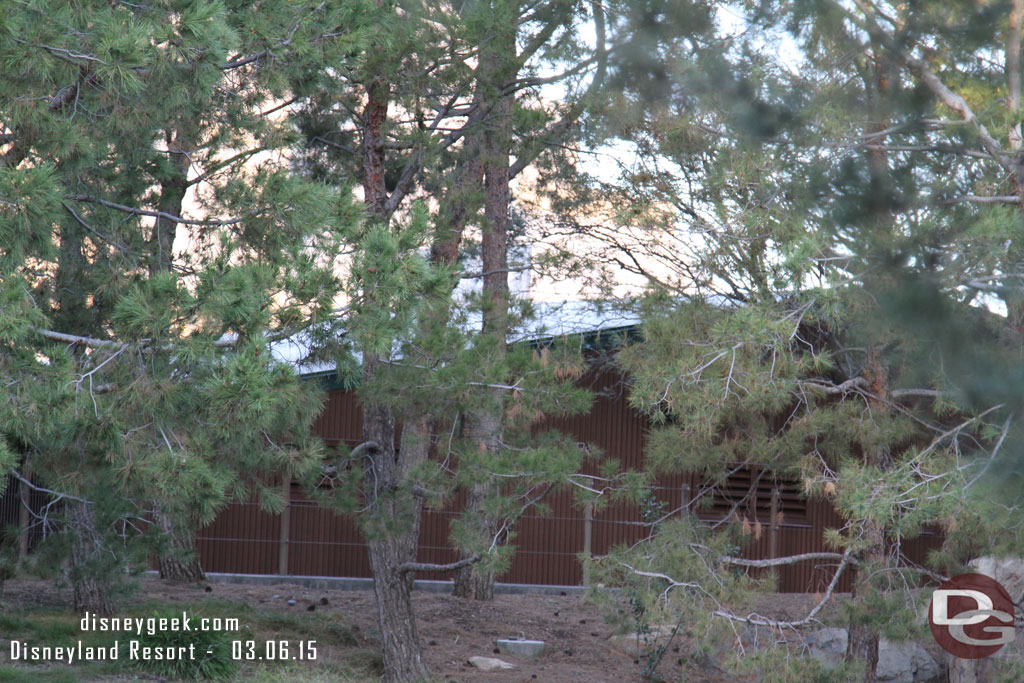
803,627,848,668
607,625,678,658
468,656,515,671
877,639,941,683
803,628,940,682
970,556,1024,605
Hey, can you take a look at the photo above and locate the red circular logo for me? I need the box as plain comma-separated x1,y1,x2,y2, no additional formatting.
929,573,1015,659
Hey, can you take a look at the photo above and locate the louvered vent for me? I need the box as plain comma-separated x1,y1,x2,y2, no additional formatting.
703,466,807,524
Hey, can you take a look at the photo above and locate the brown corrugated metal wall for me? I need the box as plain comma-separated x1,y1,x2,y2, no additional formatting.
196,368,944,591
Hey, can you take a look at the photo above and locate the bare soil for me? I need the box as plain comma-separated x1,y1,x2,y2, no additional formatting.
0,575,876,682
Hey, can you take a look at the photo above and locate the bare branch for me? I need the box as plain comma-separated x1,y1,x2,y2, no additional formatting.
721,551,852,569
72,195,247,226
507,0,607,179
938,195,1019,205
798,377,869,394
713,551,854,628
33,327,125,350
903,58,1011,172
347,441,381,460
397,554,481,574
889,388,948,399
11,470,92,505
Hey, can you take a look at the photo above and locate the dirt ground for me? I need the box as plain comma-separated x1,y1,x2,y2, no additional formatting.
0,575,907,682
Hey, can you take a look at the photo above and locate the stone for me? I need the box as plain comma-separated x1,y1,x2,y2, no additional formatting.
877,639,941,683
468,656,516,672
803,627,848,669
970,556,1024,604
496,638,546,658
607,625,679,658
803,628,940,682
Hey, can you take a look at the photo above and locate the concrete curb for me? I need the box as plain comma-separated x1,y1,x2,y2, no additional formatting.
148,571,587,596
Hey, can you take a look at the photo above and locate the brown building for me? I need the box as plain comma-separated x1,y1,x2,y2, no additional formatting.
196,344,944,592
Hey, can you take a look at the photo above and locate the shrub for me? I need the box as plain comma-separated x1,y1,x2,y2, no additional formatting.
123,611,238,680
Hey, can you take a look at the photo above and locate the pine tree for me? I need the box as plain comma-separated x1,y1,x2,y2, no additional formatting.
287,2,604,676
578,1,1024,680
0,0,361,614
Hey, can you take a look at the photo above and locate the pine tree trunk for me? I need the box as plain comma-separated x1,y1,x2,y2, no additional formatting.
368,536,428,682
452,480,497,600
843,350,891,681
353,58,433,681
67,500,115,616
360,400,431,682
453,22,514,601
946,653,991,683
845,522,883,681
155,507,205,582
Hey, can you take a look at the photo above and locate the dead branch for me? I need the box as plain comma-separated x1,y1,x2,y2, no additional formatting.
721,552,852,569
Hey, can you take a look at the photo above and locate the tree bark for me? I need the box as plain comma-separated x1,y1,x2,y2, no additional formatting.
1009,0,1023,114
67,500,115,616
843,52,898,679
148,128,191,276
453,25,513,599
355,64,433,681
148,127,206,583
155,506,205,582
452,480,498,600
362,397,432,682
845,522,883,681
18,465,31,559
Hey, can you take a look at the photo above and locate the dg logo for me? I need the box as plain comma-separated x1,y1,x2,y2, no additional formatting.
929,573,1016,659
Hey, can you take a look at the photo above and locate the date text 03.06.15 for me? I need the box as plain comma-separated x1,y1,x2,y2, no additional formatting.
232,640,316,661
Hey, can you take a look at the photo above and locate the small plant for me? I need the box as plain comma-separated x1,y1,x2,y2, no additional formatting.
124,611,237,680
639,491,668,526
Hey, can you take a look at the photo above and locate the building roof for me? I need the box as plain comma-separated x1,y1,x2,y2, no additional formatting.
271,299,646,388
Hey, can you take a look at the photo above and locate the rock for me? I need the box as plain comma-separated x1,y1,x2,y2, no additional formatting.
468,656,515,671
286,599,296,606
970,556,1024,605
607,625,679,658
496,638,545,658
803,629,940,682
803,627,848,669
877,639,941,683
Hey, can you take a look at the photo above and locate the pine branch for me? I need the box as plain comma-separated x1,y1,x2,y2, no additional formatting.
31,327,237,351
712,551,854,628
11,471,92,505
938,195,1019,204
348,441,381,460
721,552,853,568
507,0,608,180
397,554,481,574
71,195,248,226
798,377,869,394
33,328,125,350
